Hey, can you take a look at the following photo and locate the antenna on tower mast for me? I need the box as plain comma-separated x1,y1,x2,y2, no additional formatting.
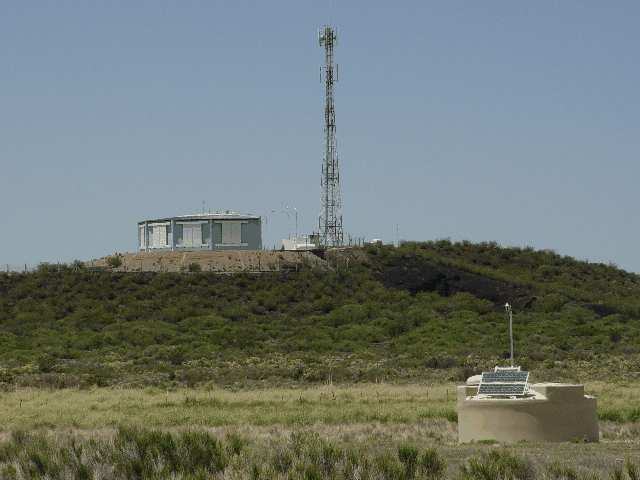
318,25,344,248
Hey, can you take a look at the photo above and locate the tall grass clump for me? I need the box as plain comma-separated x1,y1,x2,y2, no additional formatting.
0,426,636,480
546,461,580,480
460,450,534,480
419,447,446,480
0,428,235,480
398,445,420,479
627,459,640,480
397,445,445,480
604,460,640,480
258,433,447,480
112,427,227,478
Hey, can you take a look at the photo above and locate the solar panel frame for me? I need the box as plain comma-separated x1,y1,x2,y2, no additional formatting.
476,369,530,397
477,383,527,396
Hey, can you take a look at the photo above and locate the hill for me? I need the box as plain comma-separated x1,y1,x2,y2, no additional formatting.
1,240,639,388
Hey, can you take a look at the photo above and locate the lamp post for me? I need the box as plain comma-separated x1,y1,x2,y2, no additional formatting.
283,205,300,241
293,207,299,240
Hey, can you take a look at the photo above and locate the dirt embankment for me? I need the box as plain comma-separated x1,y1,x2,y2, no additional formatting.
87,250,328,273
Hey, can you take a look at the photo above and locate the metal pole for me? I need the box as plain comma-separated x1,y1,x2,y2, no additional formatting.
505,303,514,367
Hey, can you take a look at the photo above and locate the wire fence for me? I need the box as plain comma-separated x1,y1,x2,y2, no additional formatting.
3,264,37,273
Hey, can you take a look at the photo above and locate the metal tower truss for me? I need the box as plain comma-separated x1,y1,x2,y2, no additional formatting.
318,25,343,248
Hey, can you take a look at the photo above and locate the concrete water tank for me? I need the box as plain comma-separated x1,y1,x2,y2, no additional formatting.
457,382,599,443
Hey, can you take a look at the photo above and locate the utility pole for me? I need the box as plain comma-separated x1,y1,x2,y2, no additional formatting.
319,25,343,248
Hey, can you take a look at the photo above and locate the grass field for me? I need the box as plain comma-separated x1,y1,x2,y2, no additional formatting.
0,384,457,430
0,383,639,478
1,382,639,430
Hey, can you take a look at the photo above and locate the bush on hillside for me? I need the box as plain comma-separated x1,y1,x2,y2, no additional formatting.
106,255,123,269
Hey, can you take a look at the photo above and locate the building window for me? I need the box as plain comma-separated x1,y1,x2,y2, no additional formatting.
139,226,145,249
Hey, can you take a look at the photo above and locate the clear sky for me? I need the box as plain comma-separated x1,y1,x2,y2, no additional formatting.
1,2,638,271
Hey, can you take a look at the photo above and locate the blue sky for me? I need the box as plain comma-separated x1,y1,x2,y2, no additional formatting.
1,2,638,270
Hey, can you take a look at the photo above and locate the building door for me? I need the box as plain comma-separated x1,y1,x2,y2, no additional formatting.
152,225,167,248
221,221,241,245
182,224,202,247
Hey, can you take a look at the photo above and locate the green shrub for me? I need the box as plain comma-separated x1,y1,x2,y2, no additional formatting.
106,255,123,269
113,426,178,478
375,452,404,479
188,262,202,273
178,431,227,474
419,448,445,480
398,445,419,479
598,409,625,423
225,432,246,457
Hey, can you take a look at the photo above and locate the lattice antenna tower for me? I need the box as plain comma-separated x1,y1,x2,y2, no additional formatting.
318,25,343,247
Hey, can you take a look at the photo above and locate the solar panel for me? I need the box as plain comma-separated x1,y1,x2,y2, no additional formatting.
481,371,529,384
477,383,527,396
476,368,529,397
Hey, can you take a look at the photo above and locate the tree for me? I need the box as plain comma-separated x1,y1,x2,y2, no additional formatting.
106,255,123,269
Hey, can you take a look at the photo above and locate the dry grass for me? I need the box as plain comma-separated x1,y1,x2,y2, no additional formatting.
0,382,638,478
0,383,456,430
1,382,638,431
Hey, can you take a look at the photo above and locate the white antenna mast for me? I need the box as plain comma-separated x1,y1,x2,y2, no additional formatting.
505,302,514,367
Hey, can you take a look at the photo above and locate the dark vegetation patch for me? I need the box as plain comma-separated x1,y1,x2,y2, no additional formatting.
374,254,535,310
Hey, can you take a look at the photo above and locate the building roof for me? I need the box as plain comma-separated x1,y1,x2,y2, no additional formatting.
139,211,260,224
